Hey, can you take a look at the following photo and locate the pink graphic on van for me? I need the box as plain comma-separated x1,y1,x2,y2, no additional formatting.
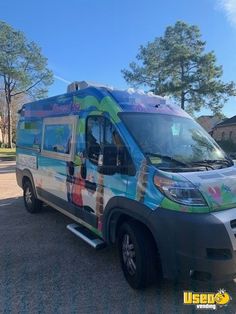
208,186,222,203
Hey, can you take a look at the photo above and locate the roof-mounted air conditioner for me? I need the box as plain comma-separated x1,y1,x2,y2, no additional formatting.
67,81,113,93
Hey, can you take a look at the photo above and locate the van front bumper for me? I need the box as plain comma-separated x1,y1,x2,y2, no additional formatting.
152,207,236,282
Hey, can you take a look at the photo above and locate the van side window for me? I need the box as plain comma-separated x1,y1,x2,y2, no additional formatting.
16,120,42,149
104,119,126,166
43,124,72,154
86,116,135,175
104,120,116,144
87,116,103,163
41,116,76,161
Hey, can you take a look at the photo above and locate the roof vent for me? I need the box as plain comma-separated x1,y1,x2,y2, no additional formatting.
67,81,113,93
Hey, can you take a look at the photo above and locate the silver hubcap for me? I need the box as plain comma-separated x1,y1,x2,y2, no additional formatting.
25,187,32,205
122,234,136,276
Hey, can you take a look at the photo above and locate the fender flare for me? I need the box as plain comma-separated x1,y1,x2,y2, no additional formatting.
102,196,158,244
17,168,38,198
102,196,178,279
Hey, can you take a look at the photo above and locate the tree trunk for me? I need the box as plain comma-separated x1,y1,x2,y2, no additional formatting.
1,126,6,144
180,61,185,110
4,76,12,148
6,100,12,148
181,91,185,110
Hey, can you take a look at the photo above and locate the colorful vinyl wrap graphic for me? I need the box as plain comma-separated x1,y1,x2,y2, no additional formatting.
16,86,236,236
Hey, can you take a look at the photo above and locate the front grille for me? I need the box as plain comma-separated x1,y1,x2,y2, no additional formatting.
212,209,236,252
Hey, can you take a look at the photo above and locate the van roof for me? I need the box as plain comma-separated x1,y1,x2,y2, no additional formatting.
20,86,189,119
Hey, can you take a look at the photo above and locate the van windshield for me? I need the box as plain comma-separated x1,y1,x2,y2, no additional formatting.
121,113,229,168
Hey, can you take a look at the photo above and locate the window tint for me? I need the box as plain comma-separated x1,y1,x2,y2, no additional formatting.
86,116,103,162
43,124,72,154
104,119,124,147
104,120,115,144
121,113,226,164
16,120,42,148
86,116,133,172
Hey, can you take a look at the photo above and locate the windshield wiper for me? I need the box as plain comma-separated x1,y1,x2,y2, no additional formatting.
190,160,215,170
208,158,233,166
192,159,233,168
190,159,233,169
145,152,190,168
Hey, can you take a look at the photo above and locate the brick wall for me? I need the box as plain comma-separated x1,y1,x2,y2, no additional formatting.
197,116,222,133
212,124,236,143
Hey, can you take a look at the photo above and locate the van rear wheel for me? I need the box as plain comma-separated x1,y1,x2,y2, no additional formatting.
117,220,160,289
23,180,42,213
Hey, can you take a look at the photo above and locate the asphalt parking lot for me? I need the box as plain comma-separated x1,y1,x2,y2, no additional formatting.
1,161,236,313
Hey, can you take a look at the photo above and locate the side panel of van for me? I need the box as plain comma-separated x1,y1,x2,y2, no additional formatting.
75,112,129,230
38,115,76,199
36,114,100,229
16,91,139,234
16,118,42,195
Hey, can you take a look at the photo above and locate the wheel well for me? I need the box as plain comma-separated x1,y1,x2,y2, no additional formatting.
113,213,159,253
22,176,31,188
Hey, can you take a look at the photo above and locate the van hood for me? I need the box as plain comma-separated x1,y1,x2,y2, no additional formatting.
181,166,236,212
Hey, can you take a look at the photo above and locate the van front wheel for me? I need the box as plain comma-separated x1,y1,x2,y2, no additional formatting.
23,180,42,213
117,221,159,289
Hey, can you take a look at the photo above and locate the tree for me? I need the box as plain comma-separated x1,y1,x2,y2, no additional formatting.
0,86,29,145
122,21,236,115
0,89,7,145
0,21,53,148
12,93,30,143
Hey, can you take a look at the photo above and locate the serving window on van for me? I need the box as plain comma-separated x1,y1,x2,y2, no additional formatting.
16,119,42,150
41,116,76,161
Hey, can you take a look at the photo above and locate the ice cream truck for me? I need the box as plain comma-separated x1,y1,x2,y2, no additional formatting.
16,81,236,289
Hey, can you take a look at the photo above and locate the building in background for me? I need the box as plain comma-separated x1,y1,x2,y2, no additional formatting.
212,115,236,144
197,115,225,134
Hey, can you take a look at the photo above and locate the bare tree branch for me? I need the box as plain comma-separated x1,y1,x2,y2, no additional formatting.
12,76,45,97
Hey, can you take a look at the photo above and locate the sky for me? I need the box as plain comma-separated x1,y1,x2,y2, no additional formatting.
0,0,236,117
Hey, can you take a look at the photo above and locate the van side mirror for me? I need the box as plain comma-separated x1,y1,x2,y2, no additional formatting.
97,145,118,175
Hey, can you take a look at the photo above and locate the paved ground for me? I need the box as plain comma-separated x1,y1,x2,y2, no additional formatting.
1,161,236,313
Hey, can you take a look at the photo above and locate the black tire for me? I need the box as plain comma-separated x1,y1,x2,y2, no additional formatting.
23,180,42,213
117,220,161,289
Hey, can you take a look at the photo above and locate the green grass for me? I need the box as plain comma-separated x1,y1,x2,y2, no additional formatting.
0,148,16,157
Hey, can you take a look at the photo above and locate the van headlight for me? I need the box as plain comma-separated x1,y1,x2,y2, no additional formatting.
154,174,207,206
